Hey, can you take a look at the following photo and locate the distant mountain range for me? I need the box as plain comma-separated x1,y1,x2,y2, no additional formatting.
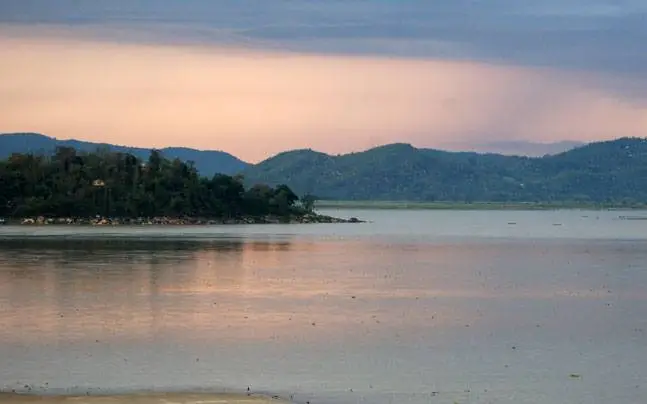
242,138,647,202
3,132,646,203
0,133,249,176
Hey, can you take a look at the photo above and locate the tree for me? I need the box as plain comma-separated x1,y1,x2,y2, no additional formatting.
301,194,317,213
270,184,299,215
0,148,308,219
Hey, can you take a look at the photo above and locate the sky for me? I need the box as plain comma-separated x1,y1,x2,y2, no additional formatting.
1,0,646,162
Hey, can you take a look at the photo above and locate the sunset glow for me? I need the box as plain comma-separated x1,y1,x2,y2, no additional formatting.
1,26,646,162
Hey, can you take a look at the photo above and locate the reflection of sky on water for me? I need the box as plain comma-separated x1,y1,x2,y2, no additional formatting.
1,211,647,403
1,236,645,347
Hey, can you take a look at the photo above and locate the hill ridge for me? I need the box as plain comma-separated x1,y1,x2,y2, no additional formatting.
255,140,584,164
0,133,249,176
244,136,647,202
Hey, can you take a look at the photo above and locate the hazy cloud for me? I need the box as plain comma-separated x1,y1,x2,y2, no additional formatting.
1,0,646,82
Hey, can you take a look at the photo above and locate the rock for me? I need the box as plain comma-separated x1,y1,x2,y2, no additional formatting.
14,213,364,226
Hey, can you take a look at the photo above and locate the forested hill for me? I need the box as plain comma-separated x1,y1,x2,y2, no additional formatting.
242,138,647,203
0,133,249,176
0,147,305,220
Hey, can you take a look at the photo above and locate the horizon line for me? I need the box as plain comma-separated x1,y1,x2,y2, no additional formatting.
2,131,636,162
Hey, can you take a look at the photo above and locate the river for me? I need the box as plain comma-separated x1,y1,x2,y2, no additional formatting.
1,209,646,403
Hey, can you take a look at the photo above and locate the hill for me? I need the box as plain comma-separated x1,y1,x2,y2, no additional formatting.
0,133,249,176
243,138,647,203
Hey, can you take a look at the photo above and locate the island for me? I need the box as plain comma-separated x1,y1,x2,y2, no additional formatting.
0,147,362,225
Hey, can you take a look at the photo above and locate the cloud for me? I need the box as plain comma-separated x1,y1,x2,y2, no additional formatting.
1,32,645,162
1,0,647,86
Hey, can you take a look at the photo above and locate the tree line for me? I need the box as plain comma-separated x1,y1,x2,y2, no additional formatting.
0,147,311,218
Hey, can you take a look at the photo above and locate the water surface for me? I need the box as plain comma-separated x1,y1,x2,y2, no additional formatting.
1,209,646,403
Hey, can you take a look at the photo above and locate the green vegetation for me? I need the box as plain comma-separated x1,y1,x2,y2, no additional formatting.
0,147,306,220
243,138,647,204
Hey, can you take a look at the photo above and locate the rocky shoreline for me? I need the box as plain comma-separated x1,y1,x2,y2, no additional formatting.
5,213,363,226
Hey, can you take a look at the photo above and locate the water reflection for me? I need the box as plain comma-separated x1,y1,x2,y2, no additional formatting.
2,237,645,345
1,230,647,403
0,239,286,343
0,238,492,348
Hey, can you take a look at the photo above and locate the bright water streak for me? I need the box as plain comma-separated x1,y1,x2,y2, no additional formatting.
1,209,647,403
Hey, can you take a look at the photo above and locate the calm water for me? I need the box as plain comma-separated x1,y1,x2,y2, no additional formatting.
1,209,646,404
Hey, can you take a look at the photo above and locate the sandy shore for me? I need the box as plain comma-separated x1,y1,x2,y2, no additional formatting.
0,393,293,404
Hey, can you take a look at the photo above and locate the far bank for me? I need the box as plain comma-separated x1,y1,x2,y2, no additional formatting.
315,200,647,210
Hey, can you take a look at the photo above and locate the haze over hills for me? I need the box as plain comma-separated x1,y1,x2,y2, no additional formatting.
0,133,249,176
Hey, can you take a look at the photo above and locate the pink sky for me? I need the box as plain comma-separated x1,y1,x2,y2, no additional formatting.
1,28,646,162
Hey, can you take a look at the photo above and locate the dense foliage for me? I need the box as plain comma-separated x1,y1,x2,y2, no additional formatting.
243,138,647,203
0,147,301,218
0,133,249,176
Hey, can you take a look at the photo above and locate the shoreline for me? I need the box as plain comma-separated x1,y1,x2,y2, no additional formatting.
2,214,364,226
315,200,647,211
